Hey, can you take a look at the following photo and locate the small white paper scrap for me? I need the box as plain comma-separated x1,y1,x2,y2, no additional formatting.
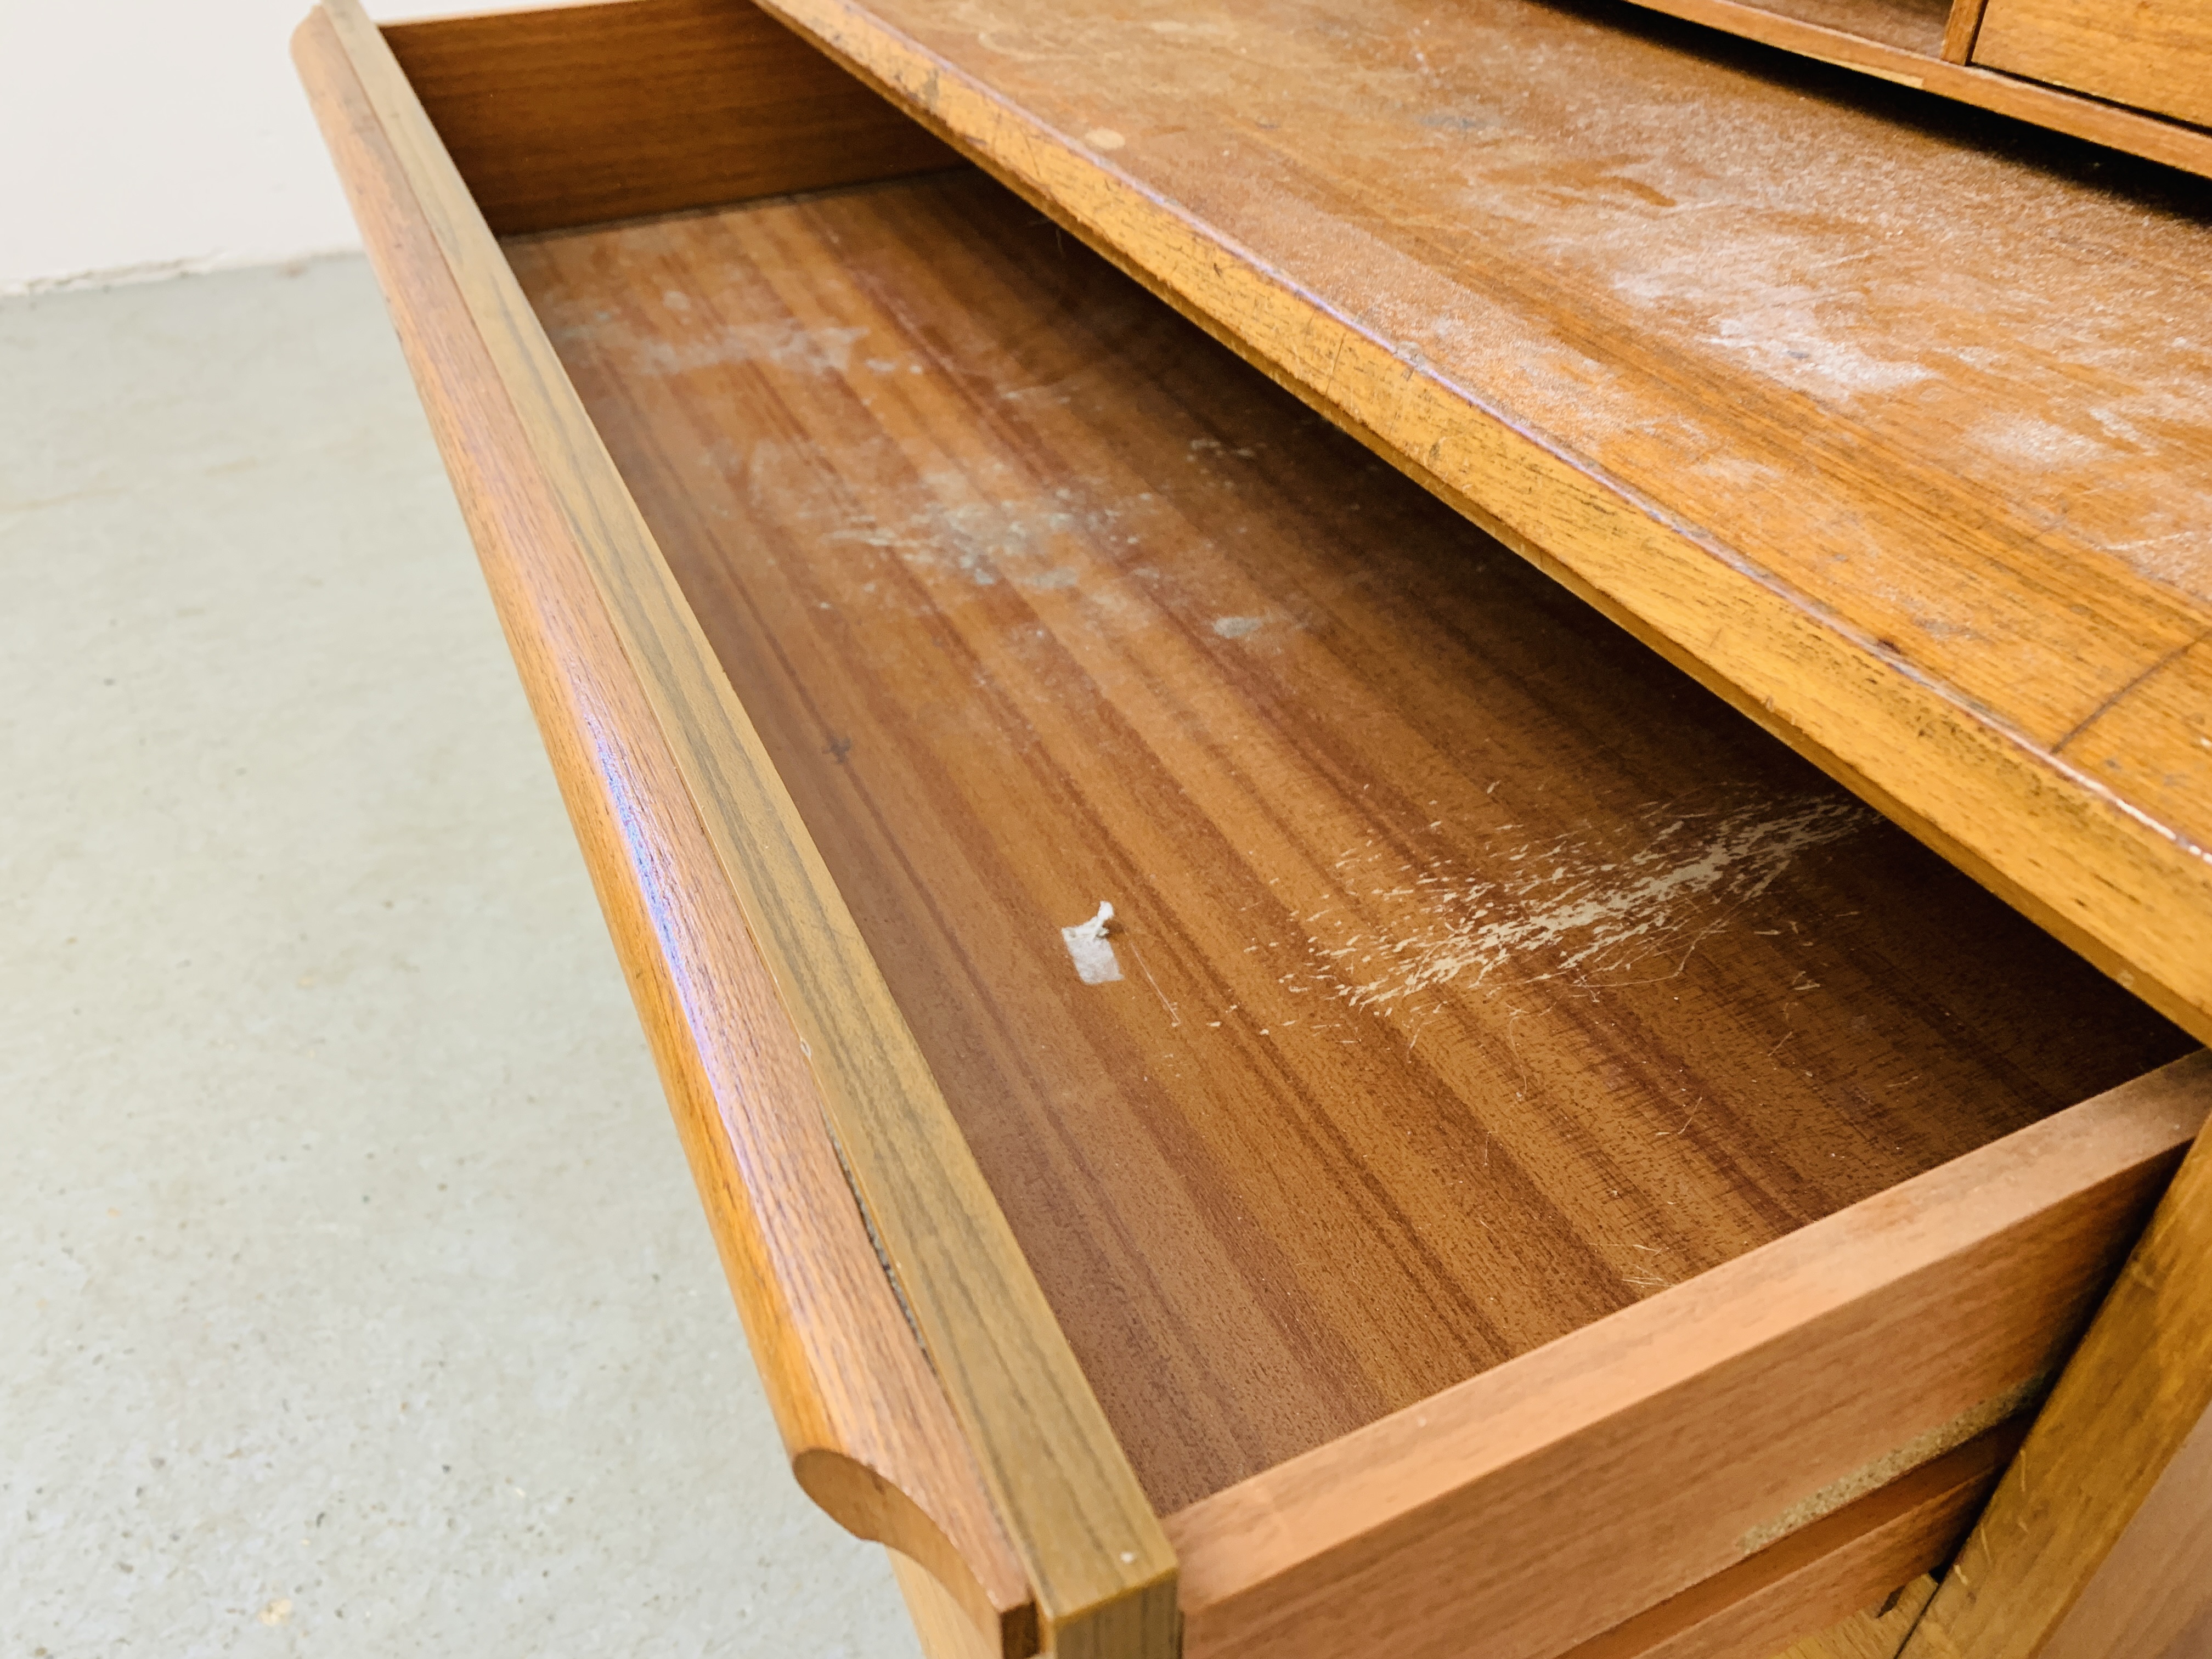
1060,901,1123,985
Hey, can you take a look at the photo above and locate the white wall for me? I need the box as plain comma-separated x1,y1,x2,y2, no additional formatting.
0,1,538,296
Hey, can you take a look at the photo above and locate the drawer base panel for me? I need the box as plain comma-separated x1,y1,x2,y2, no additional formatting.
508,159,2190,1526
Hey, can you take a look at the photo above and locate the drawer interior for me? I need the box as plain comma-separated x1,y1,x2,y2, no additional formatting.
504,168,2188,1515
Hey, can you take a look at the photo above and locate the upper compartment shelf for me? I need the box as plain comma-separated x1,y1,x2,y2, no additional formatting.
1580,0,2212,170
760,0,2212,1047
1717,0,1950,57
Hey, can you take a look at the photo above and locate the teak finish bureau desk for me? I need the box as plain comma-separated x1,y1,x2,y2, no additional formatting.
295,3,2212,1656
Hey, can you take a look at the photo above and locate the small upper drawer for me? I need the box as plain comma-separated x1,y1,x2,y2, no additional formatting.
1974,0,2212,130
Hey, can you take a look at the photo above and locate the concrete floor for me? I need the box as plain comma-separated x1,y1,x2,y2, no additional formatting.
1,258,922,1658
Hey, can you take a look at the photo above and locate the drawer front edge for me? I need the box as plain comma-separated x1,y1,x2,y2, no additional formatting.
1165,1052,2212,1659
291,5,1182,1654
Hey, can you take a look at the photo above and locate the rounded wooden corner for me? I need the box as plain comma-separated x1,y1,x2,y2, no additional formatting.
796,1446,1040,1658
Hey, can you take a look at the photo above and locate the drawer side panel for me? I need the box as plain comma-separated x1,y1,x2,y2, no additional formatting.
291,8,1046,1652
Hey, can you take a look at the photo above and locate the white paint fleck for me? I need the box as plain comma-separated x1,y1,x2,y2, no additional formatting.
1212,615,1263,639
1085,127,1127,151
1062,901,1122,985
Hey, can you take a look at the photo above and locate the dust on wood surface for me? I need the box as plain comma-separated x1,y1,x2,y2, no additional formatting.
765,0,2212,1045
509,171,2188,1511
844,0,2212,611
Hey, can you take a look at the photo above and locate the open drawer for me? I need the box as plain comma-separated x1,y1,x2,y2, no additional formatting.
295,4,2211,1657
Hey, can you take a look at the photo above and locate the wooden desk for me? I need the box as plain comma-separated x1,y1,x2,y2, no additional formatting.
297,2,2212,1654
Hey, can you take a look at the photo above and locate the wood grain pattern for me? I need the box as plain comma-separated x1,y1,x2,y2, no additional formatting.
1164,1053,2212,1659
382,0,961,235
307,6,2212,1654
1611,0,2210,165
1976,0,2212,132
298,8,1175,1655
1780,1576,1937,1659
1901,1120,2212,1659
1561,1430,2013,1659
755,0,2212,1048
2039,1404,2212,1659
508,171,2188,1525
289,13,1035,1652
895,1549,1005,1659
1939,0,1990,64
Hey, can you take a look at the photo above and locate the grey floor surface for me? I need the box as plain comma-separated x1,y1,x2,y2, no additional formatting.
1,258,923,1658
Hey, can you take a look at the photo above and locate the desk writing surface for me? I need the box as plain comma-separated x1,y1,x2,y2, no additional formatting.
766,0,2212,1039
